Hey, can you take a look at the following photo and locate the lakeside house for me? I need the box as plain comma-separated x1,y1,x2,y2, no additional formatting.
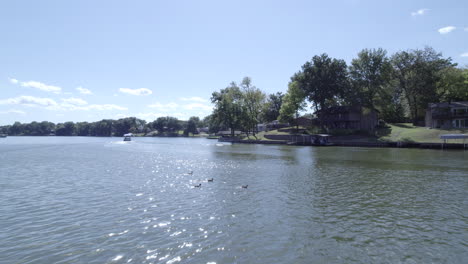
316,106,379,131
294,117,314,127
266,120,289,130
425,101,468,129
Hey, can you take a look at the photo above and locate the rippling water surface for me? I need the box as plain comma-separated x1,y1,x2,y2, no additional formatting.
1,137,467,263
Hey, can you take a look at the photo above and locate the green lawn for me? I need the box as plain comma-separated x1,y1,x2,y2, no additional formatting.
378,123,467,143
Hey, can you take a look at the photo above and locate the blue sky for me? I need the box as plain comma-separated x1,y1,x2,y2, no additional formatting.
1,0,467,125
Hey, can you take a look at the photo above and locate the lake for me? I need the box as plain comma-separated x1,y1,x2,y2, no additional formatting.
1,137,467,263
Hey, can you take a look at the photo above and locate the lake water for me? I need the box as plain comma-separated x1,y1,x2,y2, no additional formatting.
1,137,467,263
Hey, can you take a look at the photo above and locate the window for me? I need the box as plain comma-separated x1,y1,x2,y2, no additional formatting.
453,119,468,128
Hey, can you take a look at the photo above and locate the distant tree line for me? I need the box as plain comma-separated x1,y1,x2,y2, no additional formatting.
0,116,205,137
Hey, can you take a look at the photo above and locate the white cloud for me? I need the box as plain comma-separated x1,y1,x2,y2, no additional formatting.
61,97,88,106
9,78,19,84
17,80,62,93
85,104,127,111
0,109,26,115
76,86,93,95
182,103,212,111
411,8,429,16
180,97,208,103
465,27,468,32
148,102,179,111
0,95,58,107
119,88,152,96
461,52,468,57
0,95,126,111
438,26,456,34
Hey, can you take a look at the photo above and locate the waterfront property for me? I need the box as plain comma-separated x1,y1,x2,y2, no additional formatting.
425,101,468,129
316,106,379,131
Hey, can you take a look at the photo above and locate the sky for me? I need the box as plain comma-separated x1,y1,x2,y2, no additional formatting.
0,0,467,125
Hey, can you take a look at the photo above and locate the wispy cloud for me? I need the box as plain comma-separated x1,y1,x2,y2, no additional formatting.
465,27,468,32
0,95,126,111
182,103,212,111
76,86,93,95
0,95,58,107
411,8,429,17
461,52,468,57
83,104,127,111
9,78,19,84
119,88,152,96
180,97,208,103
438,26,456,34
10,79,62,93
0,109,26,115
148,102,179,111
61,97,88,106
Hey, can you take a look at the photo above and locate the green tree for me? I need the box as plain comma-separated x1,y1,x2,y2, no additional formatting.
56,122,75,136
262,92,284,122
75,122,91,136
391,47,454,124
279,81,307,131
184,116,199,136
240,77,266,137
294,53,349,125
211,82,245,137
438,67,468,102
349,48,393,109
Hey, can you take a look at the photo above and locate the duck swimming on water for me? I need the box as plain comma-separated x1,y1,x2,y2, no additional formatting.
207,178,214,182
194,183,201,188
242,185,248,189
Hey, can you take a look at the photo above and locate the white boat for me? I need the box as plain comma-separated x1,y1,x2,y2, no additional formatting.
123,133,133,141
0,134,7,138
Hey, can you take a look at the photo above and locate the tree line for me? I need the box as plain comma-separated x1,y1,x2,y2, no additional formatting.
0,116,205,137
209,46,468,135
2,46,466,136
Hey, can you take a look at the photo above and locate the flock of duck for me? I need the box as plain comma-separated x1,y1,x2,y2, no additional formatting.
188,171,248,189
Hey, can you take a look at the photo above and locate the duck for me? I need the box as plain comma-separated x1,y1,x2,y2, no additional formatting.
242,185,248,189
194,183,201,188
207,178,214,182
188,171,193,175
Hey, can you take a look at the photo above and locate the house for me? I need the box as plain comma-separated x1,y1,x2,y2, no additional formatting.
316,106,378,131
425,101,468,129
294,117,314,127
266,120,289,130
257,123,267,132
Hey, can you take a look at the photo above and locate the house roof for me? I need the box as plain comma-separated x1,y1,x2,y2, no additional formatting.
429,101,468,108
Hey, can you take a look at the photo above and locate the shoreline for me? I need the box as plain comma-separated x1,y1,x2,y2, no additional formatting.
223,138,468,150
2,135,466,150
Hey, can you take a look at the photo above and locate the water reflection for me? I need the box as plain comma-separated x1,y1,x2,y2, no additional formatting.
1,138,467,263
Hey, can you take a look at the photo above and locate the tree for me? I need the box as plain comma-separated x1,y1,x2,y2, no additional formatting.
294,53,349,126
56,122,75,136
262,92,284,122
184,116,199,136
75,122,91,136
279,81,307,131
90,119,113,136
438,67,468,102
211,82,245,137
349,48,393,109
240,77,266,137
391,47,454,124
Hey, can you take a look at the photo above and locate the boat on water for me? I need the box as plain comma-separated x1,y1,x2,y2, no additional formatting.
123,133,132,141
0,134,7,138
